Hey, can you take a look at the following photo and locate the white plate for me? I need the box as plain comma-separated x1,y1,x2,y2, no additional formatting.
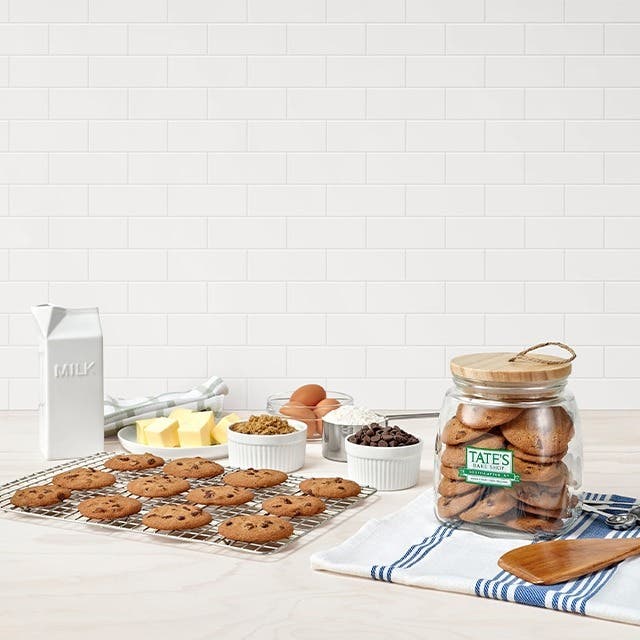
117,425,228,460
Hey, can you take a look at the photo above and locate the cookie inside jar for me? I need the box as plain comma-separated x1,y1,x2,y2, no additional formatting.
435,344,582,538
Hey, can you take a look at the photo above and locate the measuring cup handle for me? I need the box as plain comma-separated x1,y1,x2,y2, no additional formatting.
382,412,440,421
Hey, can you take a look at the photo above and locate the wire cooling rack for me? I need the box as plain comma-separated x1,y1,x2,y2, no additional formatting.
0,452,376,555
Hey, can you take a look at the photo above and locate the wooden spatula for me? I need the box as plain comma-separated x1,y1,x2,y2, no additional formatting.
498,538,640,585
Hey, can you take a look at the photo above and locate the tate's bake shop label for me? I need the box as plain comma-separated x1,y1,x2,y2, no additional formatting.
459,446,521,488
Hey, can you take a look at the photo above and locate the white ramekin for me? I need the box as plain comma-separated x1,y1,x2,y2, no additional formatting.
227,417,307,473
345,437,423,491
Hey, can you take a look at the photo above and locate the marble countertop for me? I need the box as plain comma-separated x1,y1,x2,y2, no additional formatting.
1,410,639,639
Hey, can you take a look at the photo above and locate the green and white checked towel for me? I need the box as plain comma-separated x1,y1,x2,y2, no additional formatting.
103,376,228,436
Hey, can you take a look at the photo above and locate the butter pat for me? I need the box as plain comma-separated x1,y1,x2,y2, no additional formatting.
135,418,156,445
145,417,179,448
169,407,193,423
211,412,240,445
178,411,214,447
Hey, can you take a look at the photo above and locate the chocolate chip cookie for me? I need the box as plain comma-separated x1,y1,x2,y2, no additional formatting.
456,404,523,429
501,512,563,534
459,489,517,522
223,468,288,489
299,477,361,499
262,495,325,517
218,515,294,543
437,477,478,498
507,480,569,511
142,504,212,531
52,467,116,490
507,444,567,464
437,488,482,518
11,484,72,508
163,457,224,479
127,474,190,498
78,495,142,521
512,458,568,483
441,416,490,445
440,465,462,481
104,453,164,471
186,485,254,506
501,407,574,456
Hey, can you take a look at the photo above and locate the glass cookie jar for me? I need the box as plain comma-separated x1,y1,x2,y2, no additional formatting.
434,343,582,538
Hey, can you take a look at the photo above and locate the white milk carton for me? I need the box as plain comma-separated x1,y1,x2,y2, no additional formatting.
32,305,104,460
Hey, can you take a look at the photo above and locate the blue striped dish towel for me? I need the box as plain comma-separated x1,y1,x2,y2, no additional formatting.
311,491,640,625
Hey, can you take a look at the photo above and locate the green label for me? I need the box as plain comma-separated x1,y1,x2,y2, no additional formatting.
458,446,521,488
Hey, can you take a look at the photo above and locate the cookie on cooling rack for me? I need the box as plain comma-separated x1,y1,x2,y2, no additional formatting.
78,495,142,521
218,515,294,543
163,457,224,479
262,495,325,517
223,468,288,489
186,485,254,506
10,484,72,508
127,474,190,498
142,504,212,531
299,477,361,499
104,453,164,471
52,467,116,490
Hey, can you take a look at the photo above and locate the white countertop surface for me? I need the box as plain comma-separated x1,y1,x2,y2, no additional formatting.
1,411,639,639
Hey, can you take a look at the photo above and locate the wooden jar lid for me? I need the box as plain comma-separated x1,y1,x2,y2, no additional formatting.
450,352,572,383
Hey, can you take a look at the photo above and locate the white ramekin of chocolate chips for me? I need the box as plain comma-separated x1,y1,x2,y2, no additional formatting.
345,423,423,491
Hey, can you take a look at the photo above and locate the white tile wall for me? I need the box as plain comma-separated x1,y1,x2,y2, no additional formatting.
1,1,639,410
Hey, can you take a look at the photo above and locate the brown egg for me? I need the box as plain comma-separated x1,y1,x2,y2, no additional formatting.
290,383,326,407
314,397,341,420
280,403,318,435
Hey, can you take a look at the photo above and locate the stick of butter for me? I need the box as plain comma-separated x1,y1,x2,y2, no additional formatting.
178,411,214,447
169,407,193,423
135,418,156,445
211,412,240,445
145,417,180,447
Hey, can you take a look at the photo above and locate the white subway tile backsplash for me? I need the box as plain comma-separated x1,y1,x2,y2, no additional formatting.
407,57,484,88
168,57,245,88
368,218,444,249
10,185,87,217
209,282,286,313
326,249,403,281
169,249,245,281
129,218,207,249
287,25,365,55
287,347,365,378
90,57,167,88
406,185,484,216
248,315,325,346
249,185,324,216
168,314,245,346
367,347,445,377
485,250,563,281
129,25,207,55
366,25,444,55
406,249,484,281
249,122,323,152
526,282,604,313
208,25,285,55
327,314,403,345
526,218,603,249
0,2,636,409
446,153,524,184
486,186,564,216
50,217,127,248
50,153,127,184
406,314,484,346
90,250,167,281
367,283,444,313
10,250,86,280
446,217,523,249
50,25,127,55
248,250,324,281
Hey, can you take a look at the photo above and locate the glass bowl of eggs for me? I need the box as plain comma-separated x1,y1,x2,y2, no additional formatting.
266,384,354,441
